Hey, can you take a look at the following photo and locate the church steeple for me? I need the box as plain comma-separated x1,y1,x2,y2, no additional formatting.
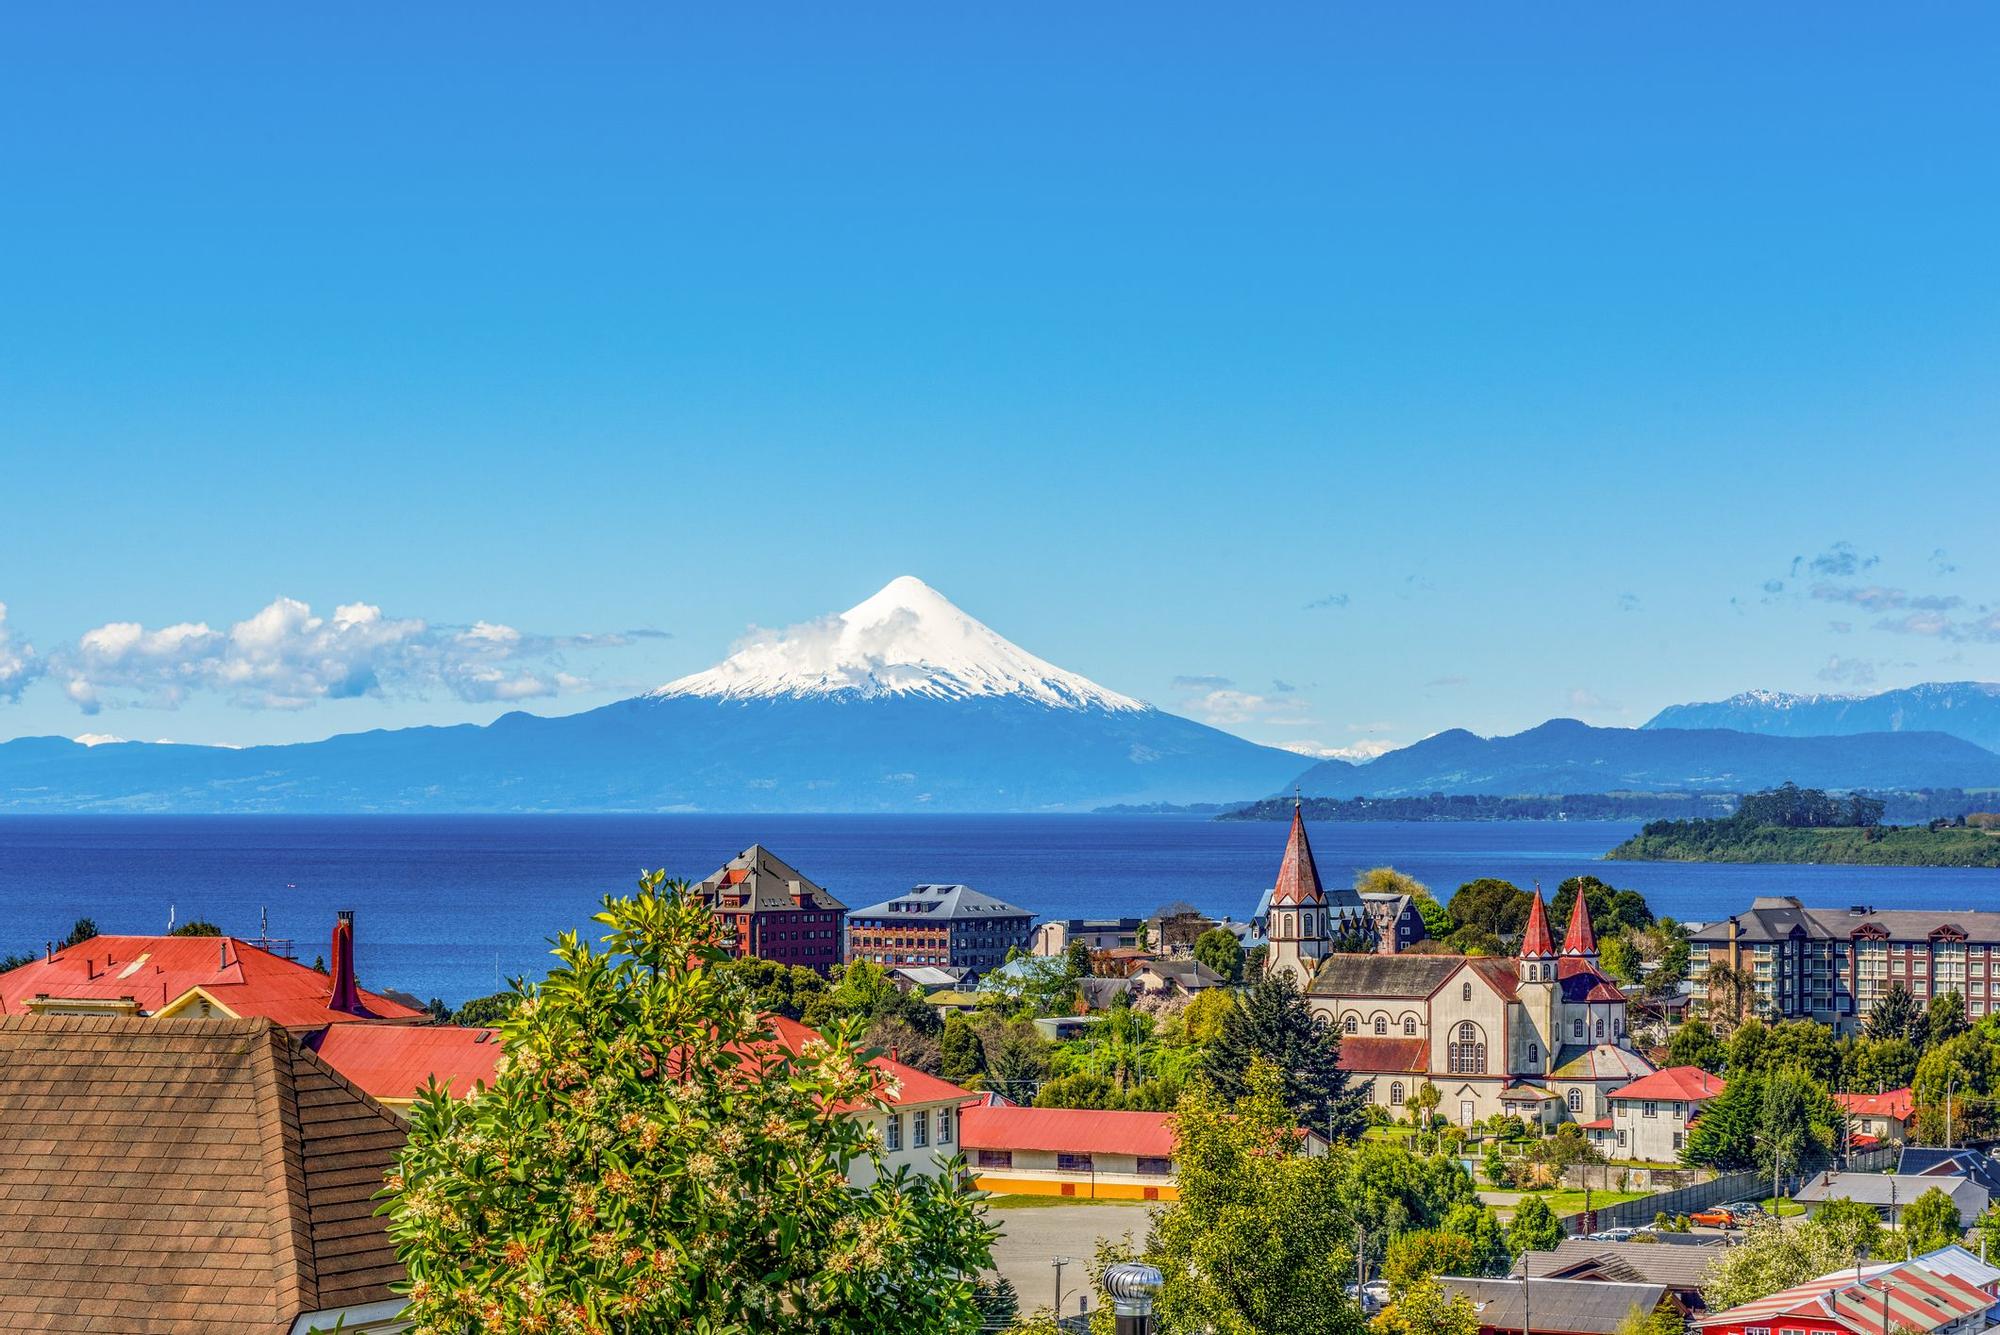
1270,798,1325,906
1266,798,1330,990
1520,887,1556,960
1562,887,1599,957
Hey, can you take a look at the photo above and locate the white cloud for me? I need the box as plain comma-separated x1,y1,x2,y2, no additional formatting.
1180,688,1310,727
0,603,41,701
24,596,649,714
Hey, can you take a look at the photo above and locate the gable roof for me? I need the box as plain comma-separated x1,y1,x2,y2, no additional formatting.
764,1015,974,1109
1516,1238,1726,1294
1441,1276,1667,1335
1693,1259,1993,1334
1897,1147,2000,1194
960,1104,1175,1159
308,1022,505,1104
1608,1066,1725,1103
0,934,421,1028
1838,1088,1915,1121
1794,1169,1989,1218
0,1014,405,1334
695,843,847,914
1555,955,1626,1003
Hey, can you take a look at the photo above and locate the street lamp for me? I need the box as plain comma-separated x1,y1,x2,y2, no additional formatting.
1053,1255,1071,1317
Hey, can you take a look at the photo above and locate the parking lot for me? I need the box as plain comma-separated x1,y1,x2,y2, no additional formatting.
984,1199,1153,1321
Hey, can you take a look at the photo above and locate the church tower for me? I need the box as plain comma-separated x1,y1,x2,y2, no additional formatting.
1562,887,1599,961
1516,887,1558,1075
1266,801,1331,989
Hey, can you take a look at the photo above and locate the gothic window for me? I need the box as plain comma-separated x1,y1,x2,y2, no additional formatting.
1448,1022,1486,1075
1573,1018,1584,1039
1404,1015,1418,1036
1595,1017,1605,1040
1343,1014,1357,1034
1462,982,1473,1002
1528,1043,1539,1065
1567,1089,1583,1112
1374,1016,1387,1035
1390,1082,1405,1106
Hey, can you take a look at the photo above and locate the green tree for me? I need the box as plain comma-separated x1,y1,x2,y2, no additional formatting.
1645,929,1693,999
1383,1231,1484,1296
1447,879,1531,940
1902,1187,1964,1255
1759,1066,1843,1176
1926,991,1969,1047
974,1276,1020,1330
452,991,521,1027
939,1015,985,1084
1203,968,1368,1139
1866,982,1922,1042
1412,892,1455,939
1667,1019,1727,1073
1914,1031,2000,1144
1551,876,1653,937
1600,935,1643,985
1441,1202,1510,1276
1843,1036,1919,1095
168,919,221,937
1409,1081,1443,1131
385,873,995,1333
1508,1196,1564,1254
1760,1021,1843,1089
1194,927,1246,982
1808,1197,1884,1259
1725,1017,1770,1076
1340,1144,1479,1268
1701,1216,1858,1310
1148,1062,1367,1335
1034,1072,1125,1109
1376,1278,1479,1335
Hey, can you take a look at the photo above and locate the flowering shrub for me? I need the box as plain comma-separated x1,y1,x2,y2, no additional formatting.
383,872,995,1334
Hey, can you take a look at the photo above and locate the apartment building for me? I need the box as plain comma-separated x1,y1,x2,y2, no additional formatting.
845,883,1034,977
692,844,848,973
1690,897,2000,1033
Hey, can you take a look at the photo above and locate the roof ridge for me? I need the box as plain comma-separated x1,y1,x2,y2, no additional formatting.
250,1018,319,1321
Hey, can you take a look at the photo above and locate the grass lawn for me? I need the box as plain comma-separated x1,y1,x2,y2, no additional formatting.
1537,1189,1650,1215
1760,1196,1807,1217
1365,1126,1418,1142
982,1194,1152,1210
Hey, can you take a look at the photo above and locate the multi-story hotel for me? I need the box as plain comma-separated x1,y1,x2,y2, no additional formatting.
1690,896,2000,1032
692,844,849,973
845,883,1034,978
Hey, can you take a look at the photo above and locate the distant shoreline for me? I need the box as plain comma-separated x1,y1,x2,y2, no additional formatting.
1209,794,1738,823
1608,821,2000,868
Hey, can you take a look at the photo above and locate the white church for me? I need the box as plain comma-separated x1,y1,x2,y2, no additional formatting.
1263,806,1655,1127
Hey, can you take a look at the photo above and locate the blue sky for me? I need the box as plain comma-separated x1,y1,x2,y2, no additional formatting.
2,4,1996,756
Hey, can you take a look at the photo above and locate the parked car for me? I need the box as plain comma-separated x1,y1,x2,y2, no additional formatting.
1690,1207,1738,1229
1599,1227,1638,1241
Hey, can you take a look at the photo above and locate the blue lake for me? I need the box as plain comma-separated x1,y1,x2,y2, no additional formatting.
3,815,1997,1005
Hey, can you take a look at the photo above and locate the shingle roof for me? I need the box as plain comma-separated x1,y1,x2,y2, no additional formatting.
1556,955,1626,1003
847,883,1032,923
1440,1276,1667,1335
1516,1238,1727,1292
0,1015,405,1334
1271,803,1326,906
1608,1066,1725,1103
960,1104,1175,1158
1337,1036,1429,1074
308,1022,505,1104
1688,898,2000,946
695,843,848,914
0,933,421,1028
1307,954,1464,998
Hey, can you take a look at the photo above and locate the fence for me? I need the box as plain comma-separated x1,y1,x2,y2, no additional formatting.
1558,1145,1899,1234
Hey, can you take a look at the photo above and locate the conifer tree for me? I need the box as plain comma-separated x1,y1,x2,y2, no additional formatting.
1201,967,1367,1140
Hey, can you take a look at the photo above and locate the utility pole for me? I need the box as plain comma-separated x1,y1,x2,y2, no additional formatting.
1053,1255,1070,1318
1946,1075,1956,1150
1522,1242,1532,1335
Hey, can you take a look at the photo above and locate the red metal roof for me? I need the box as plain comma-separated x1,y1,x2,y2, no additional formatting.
1834,1087,1914,1120
0,934,421,1027
1608,1066,1726,1103
1337,1035,1429,1073
308,1022,504,1102
1520,889,1557,958
960,1104,1176,1158
1270,802,1325,906
1697,1260,1992,1334
1580,1117,1613,1130
1562,891,1598,956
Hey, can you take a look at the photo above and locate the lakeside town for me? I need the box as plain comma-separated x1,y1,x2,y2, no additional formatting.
8,805,2000,1333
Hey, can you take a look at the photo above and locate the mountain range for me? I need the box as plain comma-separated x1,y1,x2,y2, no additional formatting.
5,579,2000,813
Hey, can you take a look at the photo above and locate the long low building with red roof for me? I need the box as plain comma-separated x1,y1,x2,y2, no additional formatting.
960,1102,1184,1201
1695,1258,1995,1335
0,911,421,1029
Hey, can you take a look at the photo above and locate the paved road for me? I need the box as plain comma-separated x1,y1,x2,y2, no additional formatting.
985,1202,1154,1321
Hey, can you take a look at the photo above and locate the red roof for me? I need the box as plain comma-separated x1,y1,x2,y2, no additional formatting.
1608,1065,1726,1103
960,1104,1176,1158
1695,1260,1992,1334
1562,890,1598,956
1520,889,1557,958
1580,1117,1613,1131
1337,1035,1429,1074
1555,955,1626,1003
308,1022,504,1102
1835,1087,1914,1120
764,1015,974,1109
1270,803,1325,906
0,935,421,1028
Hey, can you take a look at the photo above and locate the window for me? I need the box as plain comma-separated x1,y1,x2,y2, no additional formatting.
1448,1022,1486,1075
1573,1019,1585,1038
1343,1015,1357,1034
938,1106,954,1144
1404,1016,1418,1036
1595,1018,1605,1040
1642,1101,1657,1119
1057,1152,1094,1173
1528,1043,1539,1065
977,1149,1012,1169
1462,982,1473,1002
1618,1129,1628,1148
1374,1016,1387,1035
1390,1082,1405,1106
913,1110,930,1148
1673,1101,1684,1118
1137,1156,1173,1176
885,1113,903,1152
1673,1132,1685,1152
1568,1089,1583,1112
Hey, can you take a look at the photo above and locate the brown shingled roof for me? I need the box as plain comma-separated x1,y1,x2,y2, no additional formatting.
0,1015,407,1334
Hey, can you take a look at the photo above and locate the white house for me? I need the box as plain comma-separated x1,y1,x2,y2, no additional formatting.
1595,1066,1725,1164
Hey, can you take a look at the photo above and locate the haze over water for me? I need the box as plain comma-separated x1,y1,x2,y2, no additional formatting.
7,815,1999,1005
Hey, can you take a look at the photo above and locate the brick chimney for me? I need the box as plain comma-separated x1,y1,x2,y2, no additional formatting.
327,910,365,1015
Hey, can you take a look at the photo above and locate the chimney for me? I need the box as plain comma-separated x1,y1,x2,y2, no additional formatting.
327,910,365,1016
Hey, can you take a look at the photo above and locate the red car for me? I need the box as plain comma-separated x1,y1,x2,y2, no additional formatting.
1690,1208,1738,1229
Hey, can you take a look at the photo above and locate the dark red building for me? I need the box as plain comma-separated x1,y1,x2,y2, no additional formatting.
693,845,848,973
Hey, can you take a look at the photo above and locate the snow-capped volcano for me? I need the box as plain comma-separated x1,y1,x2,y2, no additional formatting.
652,576,1147,712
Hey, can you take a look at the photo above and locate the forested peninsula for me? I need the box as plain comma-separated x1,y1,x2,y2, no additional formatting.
1607,783,2000,867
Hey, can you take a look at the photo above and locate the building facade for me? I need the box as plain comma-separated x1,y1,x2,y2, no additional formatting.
1031,917,1144,956
1298,879,1655,1127
693,844,848,973
1597,1066,1725,1164
1361,892,1429,954
845,883,1034,977
1690,898,2000,1033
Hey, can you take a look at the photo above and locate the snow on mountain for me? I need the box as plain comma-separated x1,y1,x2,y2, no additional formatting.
1645,681,2000,755
651,575,1147,712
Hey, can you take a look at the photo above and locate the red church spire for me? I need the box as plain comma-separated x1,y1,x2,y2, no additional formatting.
1519,887,1556,959
1562,887,1598,956
1270,799,1325,905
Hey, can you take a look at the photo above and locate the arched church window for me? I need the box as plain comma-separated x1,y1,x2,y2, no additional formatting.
1596,1017,1605,1040
1448,1022,1486,1075
1573,1018,1584,1039
1390,1082,1405,1106
1528,1043,1539,1065
1374,1016,1387,1035
1404,1016,1417,1036
1462,982,1472,1002
1343,1014,1357,1034
1568,1089,1583,1112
